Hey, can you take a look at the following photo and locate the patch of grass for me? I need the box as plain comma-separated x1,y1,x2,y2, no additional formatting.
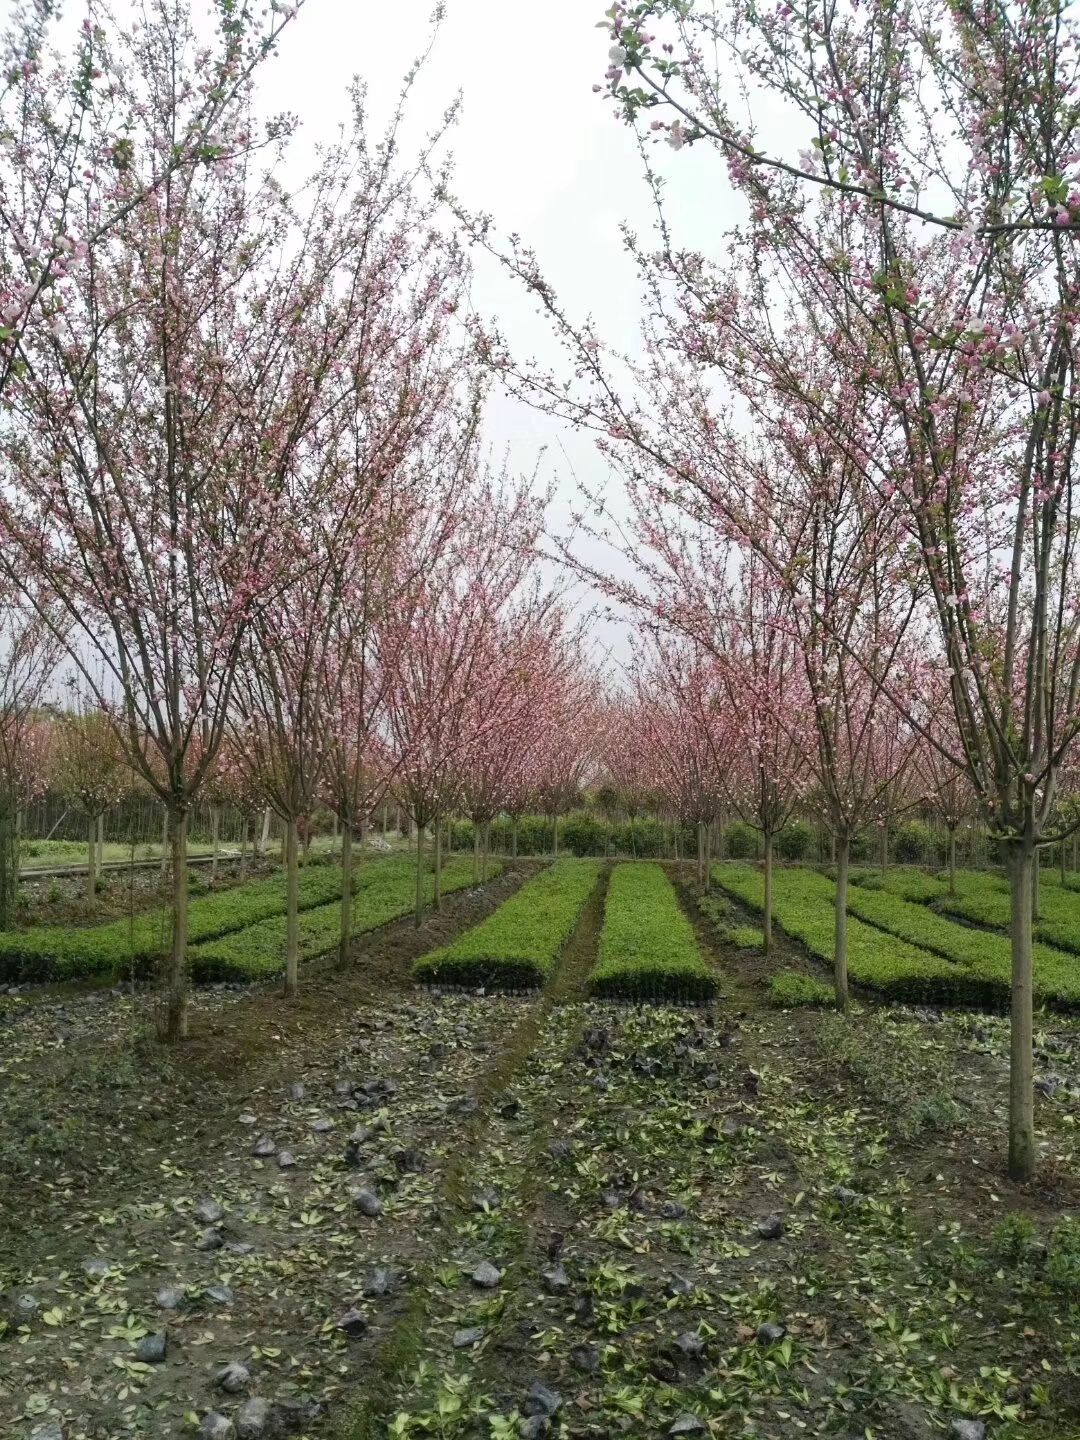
192,856,496,981
589,862,717,1003
768,969,835,1008
0,856,383,983
414,859,599,990
991,1213,1037,1262
720,923,765,950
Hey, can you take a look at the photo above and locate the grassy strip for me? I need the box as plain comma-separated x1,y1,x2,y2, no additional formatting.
768,969,836,1007
589,861,718,1003
846,881,1080,1009
936,871,1080,957
192,856,497,981
0,861,354,982
713,864,973,1006
413,859,599,990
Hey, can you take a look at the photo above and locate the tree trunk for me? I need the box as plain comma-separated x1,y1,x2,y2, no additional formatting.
414,822,425,927
284,817,299,999
697,819,705,888
834,830,850,1013
552,814,559,859
948,828,957,896
258,806,271,858
1032,846,1041,922
472,822,480,882
763,829,773,952
880,822,888,876
210,805,220,882
96,812,104,874
1006,842,1036,1182
1073,831,1078,877
512,817,519,859
483,819,491,881
339,818,353,964
1062,841,1067,887
160,807,169,876
830,828,837,864
434,816,443,910
162,809,189,1042
239,815,249,881
86,814,97,902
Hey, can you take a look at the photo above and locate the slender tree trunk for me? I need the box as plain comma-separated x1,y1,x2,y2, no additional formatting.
414,821,425,927
239,815,249,881
483,819,491,881
283,817,300,998
552,813,559,859
339,818,353,965
1073,832,1078,876
210,805,220,882
446,817,453,854
1006,842,1036,1182
1061,841,1066,886
472,822,480,883
160,807,169,877
1032,846,1041,922
834,830,850,1014
86,814,97,902
512,817,519,859
763,828,773,952
948,829,957,896
697,819,705,888
96,812,104,874
703,819,711,893
258,806,270,859
162,809,189,1042
830,828,837,865
880,822,888,876
434,815,443,910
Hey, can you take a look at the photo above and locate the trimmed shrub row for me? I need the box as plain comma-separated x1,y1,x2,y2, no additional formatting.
589,862,717,1003
0,859,354,982
713,865,983,1007
193,856,492,981
847,882,1080,1009
413,859,600,990
936,871,1080,957
717,863,1080,1011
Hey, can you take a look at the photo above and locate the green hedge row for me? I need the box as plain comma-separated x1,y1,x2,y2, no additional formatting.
192,856,492,981
847,881,1080,1008
718,863,1080,1011
713,865,982,1006
0,859,354,982
589,862,717,1003
414,859,600,990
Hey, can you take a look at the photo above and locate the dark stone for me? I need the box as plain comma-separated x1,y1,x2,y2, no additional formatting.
215,1360,251,1393
721,1116,744,1139
757,1321,787,1345
498,1096,521,1119
155,1285,185,1310
267,1397,321,1435
276,1149,297,1170
601,1190,623,1210
669,1414,707,1435
197,1228,224,1252
353,1189,382,1218
224,1241,254,1256
523,1381,562,1417
15,1293,40,1318
742,1068,760,1093
194,1197,226,1225
570,1343,599,1372
198,1415,235,1440
287,1082,305,1101
521,1420,549,1440
235,1396,272,1440
666,1273,693,1297
950,1423,986,1440
471,1187,500,1212
360,1077,397,1099
310,1118,334,1134
363,1267,395,1297
702,1072,721,1090
252,1135,277,1158
136,1330,168,1363
541,1263,569,1293
205,1284,235,1306
334,1079,356,1097
832,1186,860,1208
238,1112,257,1126
471,1261,502,1289
391,1148,425,1174
672,1331,705,1359
337,1308,367,1339
453,1326,484,1348
756,1213,784,1240
548,1138,572,1161
659,1200,687,1220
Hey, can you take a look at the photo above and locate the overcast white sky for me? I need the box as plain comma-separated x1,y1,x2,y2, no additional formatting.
249,0,744,663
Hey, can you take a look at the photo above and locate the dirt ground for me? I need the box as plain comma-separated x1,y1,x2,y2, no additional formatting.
2,862,1078,1440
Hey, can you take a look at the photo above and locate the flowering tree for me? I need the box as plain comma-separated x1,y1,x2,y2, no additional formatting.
0,21,427,1038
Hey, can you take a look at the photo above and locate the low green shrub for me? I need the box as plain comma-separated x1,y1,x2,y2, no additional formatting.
192,856,490,981
414,859,600,990
721,924,764,950
724,820,759,859
1048,1218,1080,1296
768,970,834,1008
775,821,814,861
561,811,610,856
589,862,717,1003
0,858,369,982
990,1213,1037,1262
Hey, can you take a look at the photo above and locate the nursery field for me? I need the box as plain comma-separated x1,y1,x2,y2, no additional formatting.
2,856,1079,1440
